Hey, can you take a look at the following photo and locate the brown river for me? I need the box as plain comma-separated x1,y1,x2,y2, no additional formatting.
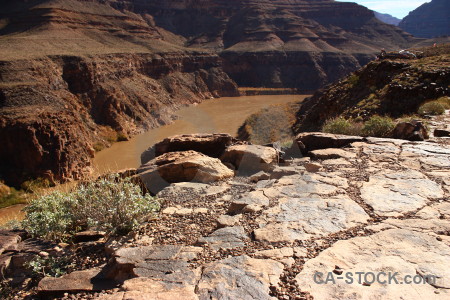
0,94,307,224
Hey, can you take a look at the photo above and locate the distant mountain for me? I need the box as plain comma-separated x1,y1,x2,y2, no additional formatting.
399,0,450,38
374,12,401,26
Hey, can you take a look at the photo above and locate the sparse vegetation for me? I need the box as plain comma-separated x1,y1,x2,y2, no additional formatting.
362,115,395,137
22,174,160,241
322,118,363,136
322,115,395,138
418,101,446,115
238,103,300,145
26,255,74,278
347,74,359,87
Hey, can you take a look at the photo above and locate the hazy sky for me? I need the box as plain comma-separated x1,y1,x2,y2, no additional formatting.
336,0,430,19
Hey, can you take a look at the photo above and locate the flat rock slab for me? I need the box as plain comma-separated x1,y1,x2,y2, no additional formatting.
264,173,347,199
38,268,116,293
197,255,283,300
228,190,269,214
96,277,198,300
197,226,248,250
296,229,450,299
360,170,444,217
104,245,202,283
158,182,230,199
254,195,369,242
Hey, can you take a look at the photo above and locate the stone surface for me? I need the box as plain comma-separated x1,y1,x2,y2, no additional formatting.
220,144,278,174
360,170,444,217
310,148,357,160
254,195,369,242
138,151,234,193
197,255,284,300
216,215,242,228
104,245,202,283
228,191,270,214
96,277,198,300
196,226,248,250
141,133,236,164
38,269,116,293
296,229,450,299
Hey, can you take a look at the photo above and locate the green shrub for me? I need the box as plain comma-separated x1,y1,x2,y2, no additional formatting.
347,74,359,87
362,115,395,137
26,256,74,278
322,118,363,136
418,101,446,115
436,96,450,109
22,174,160,241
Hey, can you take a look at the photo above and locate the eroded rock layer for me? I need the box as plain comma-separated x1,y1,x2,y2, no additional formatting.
0,0,415,184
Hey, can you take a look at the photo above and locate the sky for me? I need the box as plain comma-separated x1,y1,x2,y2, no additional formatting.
335,0,430,19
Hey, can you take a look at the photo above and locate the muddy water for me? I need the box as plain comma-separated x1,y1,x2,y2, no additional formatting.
0,95,307,224
92,94,308,174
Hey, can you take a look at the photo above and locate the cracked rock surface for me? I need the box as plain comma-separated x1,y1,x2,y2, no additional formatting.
29,132,449,300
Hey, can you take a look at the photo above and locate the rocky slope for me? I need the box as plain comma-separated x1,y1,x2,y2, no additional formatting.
0,0,416,185
294,44,450,132
374,12,400,26
399,0,450,38
2,130,449,299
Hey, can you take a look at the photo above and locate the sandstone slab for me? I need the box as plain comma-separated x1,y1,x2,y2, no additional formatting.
38,268,116,293
360,170,444,217
254,195,369,242
296,229,450,299
197,255,283,300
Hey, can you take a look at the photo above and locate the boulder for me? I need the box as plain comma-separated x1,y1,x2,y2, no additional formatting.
295,133,364,154
137,151,234,194
392,121,429,141
434,128,450,137
141,133,236,164
220,144,278,174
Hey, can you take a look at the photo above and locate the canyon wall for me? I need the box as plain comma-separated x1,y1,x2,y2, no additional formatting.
0,53,238,186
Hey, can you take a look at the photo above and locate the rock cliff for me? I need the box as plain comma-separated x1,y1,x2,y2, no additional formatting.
0,53,238,186
399,0,450,38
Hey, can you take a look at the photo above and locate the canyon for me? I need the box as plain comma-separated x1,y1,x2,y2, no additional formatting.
0,0,416,185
